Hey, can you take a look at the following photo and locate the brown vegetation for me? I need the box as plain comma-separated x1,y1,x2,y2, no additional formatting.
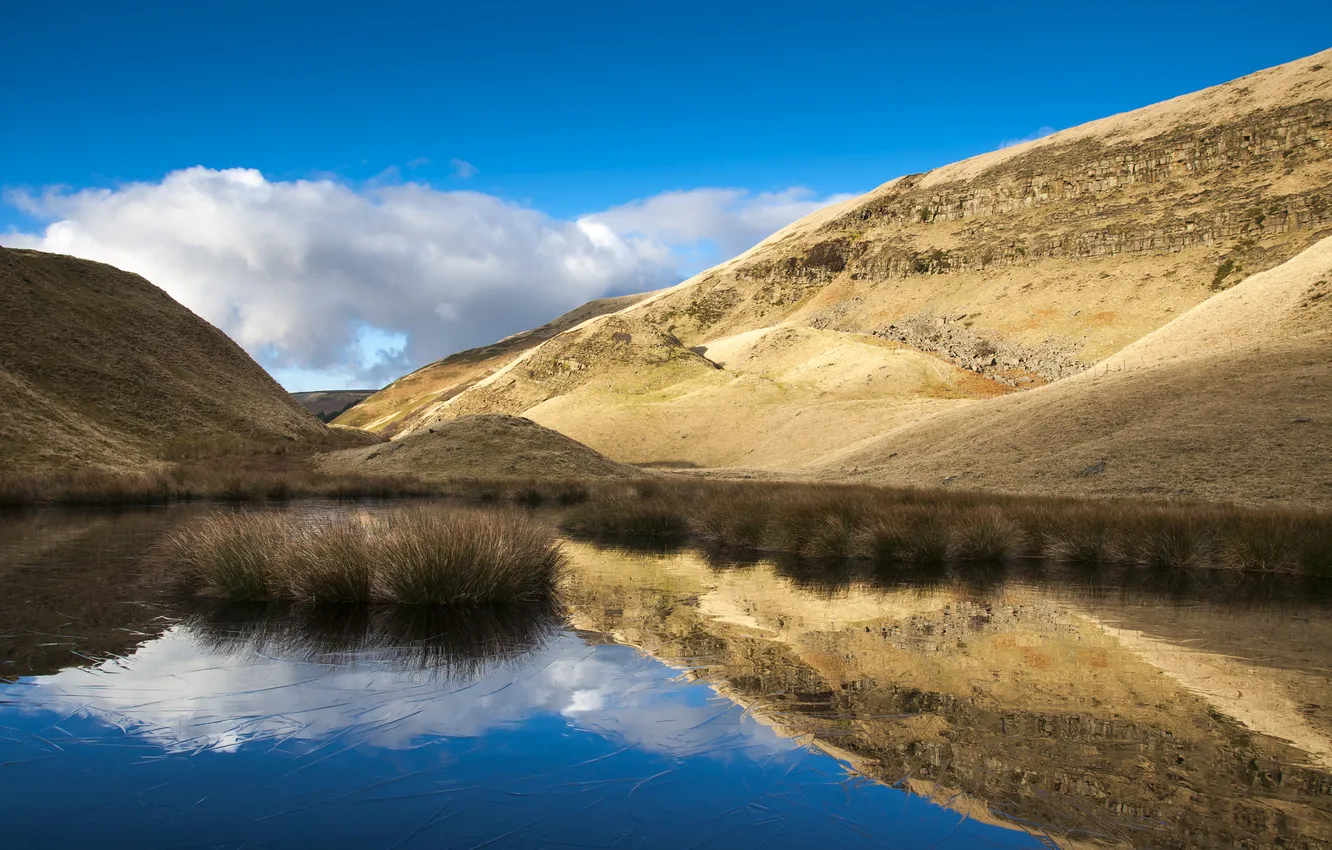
163,508,565,605
0,246,333,473
556,478,1332,576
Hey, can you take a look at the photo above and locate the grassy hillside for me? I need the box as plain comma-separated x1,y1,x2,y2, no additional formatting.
355,48,1331,495
335,292,651,436
819,235,1332,505
0,247,330,472
291,389,377,421
318,413,643,481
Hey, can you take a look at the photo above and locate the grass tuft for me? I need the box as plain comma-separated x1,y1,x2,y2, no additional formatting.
560,496,691,546
952,508,1024,563
376,509,565,605
161,508,564,605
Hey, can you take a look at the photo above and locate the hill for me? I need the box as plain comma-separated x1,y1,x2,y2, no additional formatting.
818,235,1332,505
317,414,643,480
0,247,329,472
291,390,377,421
349,48,1332,494
335,292,651,436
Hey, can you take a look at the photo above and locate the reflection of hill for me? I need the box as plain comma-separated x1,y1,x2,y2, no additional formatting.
183,602,561,682
0,509,186,681
561,544,1332,849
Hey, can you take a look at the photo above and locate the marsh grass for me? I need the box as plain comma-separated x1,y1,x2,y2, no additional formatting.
547,478,1332,576
163,508,565,605
376,510,565,604
951,508,1025,564
12,457,1331,579
560,496,692,546
0,467,440,509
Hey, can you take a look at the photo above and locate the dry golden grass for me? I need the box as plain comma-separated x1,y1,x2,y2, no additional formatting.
163,508,565,605
341,50,1332,486
821,235,1332,506
318,414,643,482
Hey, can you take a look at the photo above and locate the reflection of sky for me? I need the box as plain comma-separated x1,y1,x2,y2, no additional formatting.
0,627,1047,849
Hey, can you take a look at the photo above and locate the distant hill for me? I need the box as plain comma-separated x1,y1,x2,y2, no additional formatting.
318,414,643,481
291,389,377,422
344,47,1332,503
0,247,330,472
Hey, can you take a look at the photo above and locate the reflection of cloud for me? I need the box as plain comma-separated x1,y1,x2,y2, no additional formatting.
13,627,793,761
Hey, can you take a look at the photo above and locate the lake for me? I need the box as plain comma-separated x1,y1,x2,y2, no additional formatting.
3,504,1331,848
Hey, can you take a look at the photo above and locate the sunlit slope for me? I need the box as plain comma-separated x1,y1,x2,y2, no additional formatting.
0,247,328,472
334,292,651,436
820,235,1332,504
458,321,1008,468
386,48,1331,471
318,413,643,480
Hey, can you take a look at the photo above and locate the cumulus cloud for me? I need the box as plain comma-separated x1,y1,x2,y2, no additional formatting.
586,186,857,265
997,125,1056,149
3,168,851,390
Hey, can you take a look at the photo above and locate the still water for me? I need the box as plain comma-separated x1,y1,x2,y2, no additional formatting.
3,505,1332,849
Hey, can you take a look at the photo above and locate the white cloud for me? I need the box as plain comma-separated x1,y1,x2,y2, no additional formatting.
998,125,1056,150
449,158,479,179
2,169,853,390
586,186,858,263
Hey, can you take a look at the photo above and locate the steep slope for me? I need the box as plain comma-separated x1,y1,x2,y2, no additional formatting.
335,292,651,436
819,235,1332,504
0,247,328,472
318,414,642,480
380,48,1332,475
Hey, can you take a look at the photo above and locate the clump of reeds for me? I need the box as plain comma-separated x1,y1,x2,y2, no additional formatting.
167,512,288,599
162,508,565,605
376,510,565,604
547,477,1332,577
951,507,1026,563
560,495,691,546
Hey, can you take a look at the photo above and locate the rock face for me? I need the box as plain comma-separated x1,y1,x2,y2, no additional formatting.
870,309,1085,384
352,49,1332,494
0,247,329,472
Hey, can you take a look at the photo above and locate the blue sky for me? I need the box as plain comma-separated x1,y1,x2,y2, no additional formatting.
3,1,1329,389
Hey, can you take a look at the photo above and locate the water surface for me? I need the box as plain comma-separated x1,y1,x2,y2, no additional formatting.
3,505,1332,849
